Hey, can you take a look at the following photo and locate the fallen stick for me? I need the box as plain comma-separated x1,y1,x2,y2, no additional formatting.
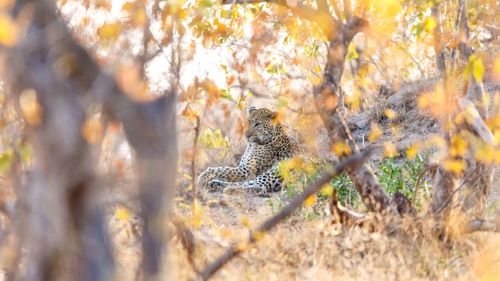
458,98,495,144
197,149,373,280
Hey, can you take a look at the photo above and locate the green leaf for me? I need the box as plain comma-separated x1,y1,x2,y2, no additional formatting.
0,150,14,174
20,143,32,163
346,43,359,62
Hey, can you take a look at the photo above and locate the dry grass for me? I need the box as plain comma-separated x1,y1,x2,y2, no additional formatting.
107,192,500,281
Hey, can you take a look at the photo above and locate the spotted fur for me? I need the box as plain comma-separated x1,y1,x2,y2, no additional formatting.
198,106,297,194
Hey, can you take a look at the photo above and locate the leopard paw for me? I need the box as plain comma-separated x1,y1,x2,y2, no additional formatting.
208,179,226,192
223,186,265,195
198,168,216,188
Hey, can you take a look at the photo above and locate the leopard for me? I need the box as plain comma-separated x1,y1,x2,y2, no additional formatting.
197,106,298,194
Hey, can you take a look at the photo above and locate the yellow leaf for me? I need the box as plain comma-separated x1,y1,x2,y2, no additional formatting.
442,159,466,174
384,142,398,158
368,123,383,142
97,22,121,41
454,110,474,125
122,2,134,12
19,89,42,126
465,54,485,83
332,141,351,157
319,185,333,197
81,116,104,144
115,206,131,221
181,105,198,121
236,241,249,251
472,56,485,83
132,8,146,26
493,130,500,145
303,194,316,207
0,14,17,47
417,83,457,120
423,17,436,32
179,9,188,20
474,145,494,164
226,75,236,86
201,79,221,107
253,231,265,241
406,143,421,160
240,215,251,228
449,136,468,157
346,43,359,61
384,109,396,120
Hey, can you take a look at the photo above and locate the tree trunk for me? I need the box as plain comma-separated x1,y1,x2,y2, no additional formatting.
455,0,492,218
427,2,460,221
4,1,177,279
313,17,395,214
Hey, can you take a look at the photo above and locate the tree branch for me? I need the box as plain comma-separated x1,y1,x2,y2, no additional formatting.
197,149,373,280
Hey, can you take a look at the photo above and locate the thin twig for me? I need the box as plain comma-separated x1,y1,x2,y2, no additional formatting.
191,116,201,207
411,164,436,207
197,149,373,280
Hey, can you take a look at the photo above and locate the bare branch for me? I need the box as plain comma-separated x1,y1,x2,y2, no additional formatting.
191,117,201,206
431,4,446,75
198,150,373,280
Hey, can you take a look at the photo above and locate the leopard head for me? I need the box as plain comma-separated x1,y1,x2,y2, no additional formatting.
245,106,279,145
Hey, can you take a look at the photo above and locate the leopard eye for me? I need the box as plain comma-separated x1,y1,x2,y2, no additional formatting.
254,122,261,128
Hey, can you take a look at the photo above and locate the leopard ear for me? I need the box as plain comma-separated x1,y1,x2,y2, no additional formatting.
248,106,257,114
